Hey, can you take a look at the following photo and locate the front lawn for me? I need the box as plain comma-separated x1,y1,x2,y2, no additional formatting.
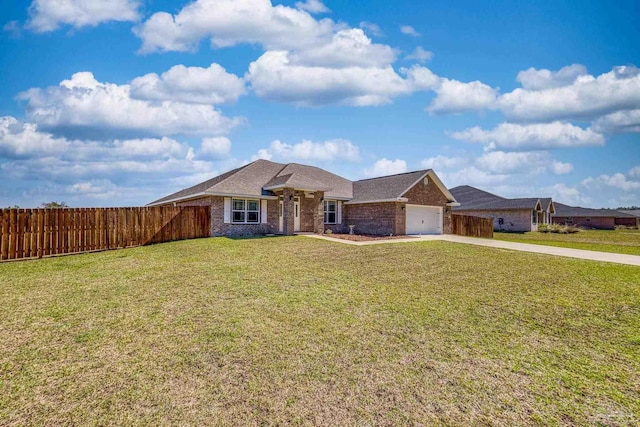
1,237,639,426
494,228,640,256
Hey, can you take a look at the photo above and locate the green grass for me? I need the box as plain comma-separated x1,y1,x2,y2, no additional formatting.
1,237,639,426
495,228,640,256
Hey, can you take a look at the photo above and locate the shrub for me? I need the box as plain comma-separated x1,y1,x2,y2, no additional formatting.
538,223,581,234
615,225,638,230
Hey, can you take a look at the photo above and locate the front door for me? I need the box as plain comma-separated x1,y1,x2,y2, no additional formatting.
294,198,300,232
279,197,300,233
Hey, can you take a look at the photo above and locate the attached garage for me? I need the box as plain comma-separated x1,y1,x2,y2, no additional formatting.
405,205,442,235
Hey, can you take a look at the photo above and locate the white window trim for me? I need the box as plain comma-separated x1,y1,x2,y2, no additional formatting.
324,200,337,224
232,198,261,224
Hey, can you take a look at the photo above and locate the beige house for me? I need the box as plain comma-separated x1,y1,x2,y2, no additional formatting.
449,185,555,232
148,159,459,236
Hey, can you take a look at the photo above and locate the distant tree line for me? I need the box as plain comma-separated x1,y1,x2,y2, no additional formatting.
4,201,69,209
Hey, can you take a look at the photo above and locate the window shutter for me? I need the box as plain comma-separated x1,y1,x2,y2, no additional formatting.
223,197,231,223
337,201,342,224
260,200,268,224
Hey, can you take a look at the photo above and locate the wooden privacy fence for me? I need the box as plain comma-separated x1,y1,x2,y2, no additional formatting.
0,206,210,261
451,214,494,238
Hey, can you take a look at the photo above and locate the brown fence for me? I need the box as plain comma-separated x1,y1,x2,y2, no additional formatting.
0,206,210,261
451,214,494,238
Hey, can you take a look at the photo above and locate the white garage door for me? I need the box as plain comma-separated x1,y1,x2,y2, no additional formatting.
406,205,442,235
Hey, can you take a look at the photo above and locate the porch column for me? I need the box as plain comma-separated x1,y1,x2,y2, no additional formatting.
313,191,325,234
282,187,295,236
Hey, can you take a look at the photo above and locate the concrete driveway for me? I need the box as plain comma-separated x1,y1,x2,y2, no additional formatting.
303,233,640,267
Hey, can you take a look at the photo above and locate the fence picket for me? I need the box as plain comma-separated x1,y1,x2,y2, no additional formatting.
0,206,209,260
451,214,493,238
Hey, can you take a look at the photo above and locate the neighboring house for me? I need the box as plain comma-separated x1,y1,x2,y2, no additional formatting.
148,159,459,236
553,203,639,229
449,185,555,232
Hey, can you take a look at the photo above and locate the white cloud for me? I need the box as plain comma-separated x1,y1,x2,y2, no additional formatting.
400,25,420,37
130,63,246,105
475,151,572,175
406,46,433,63
516,64,587,91
200,137,231,159
246,52,437,106
112,137,191,159
289,29,396,68
420,155,468,170
66,179,120,199
438,166,510,189
0,116,196,162
592,109,640,134
423,64,640,133
359,21,382,37
3,20,22,37
0,115,234,207
134,0,337,53
545,183,591,206
629,166,640,179
450,122,605,151
584,173,640,192
295,0,330,14
427,78,498,114
499,65,640,122
26,0,140,33
363,158,407,177
550,161,574,175
18,72,242,139
0,116,69,158
253,139,360,162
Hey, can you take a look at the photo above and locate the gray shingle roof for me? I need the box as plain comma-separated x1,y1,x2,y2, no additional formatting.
619,209,640,217
266,163,353,198
450,185,552,211
149,160,457,206
148,159,352,205
207,159,285,196
449,185,504,209
554,203,636,218
350,170,429,204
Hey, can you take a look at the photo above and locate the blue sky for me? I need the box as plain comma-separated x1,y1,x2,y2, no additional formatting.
1,0,638,208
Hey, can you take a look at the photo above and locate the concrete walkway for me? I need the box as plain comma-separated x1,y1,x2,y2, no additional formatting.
302,233,640,266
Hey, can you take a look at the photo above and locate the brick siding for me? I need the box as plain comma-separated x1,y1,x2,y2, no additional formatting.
176,196,278,236
552,216,616,230
343,202,403,235
615,217,639,228
402,175,451,234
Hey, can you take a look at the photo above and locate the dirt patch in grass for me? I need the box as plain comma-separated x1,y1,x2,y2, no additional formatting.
326,233,415,242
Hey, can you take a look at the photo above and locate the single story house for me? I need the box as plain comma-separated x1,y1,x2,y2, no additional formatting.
553,203,639,229
148,159,459,236
449,185,555,232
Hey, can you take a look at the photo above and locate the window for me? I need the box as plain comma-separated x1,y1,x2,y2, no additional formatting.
324,200,336,224
232,199,260,223
532,210,538,225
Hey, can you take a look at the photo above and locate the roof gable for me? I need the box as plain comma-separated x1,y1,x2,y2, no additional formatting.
267,163,353,198
350,169,456,204
148,159,352,205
